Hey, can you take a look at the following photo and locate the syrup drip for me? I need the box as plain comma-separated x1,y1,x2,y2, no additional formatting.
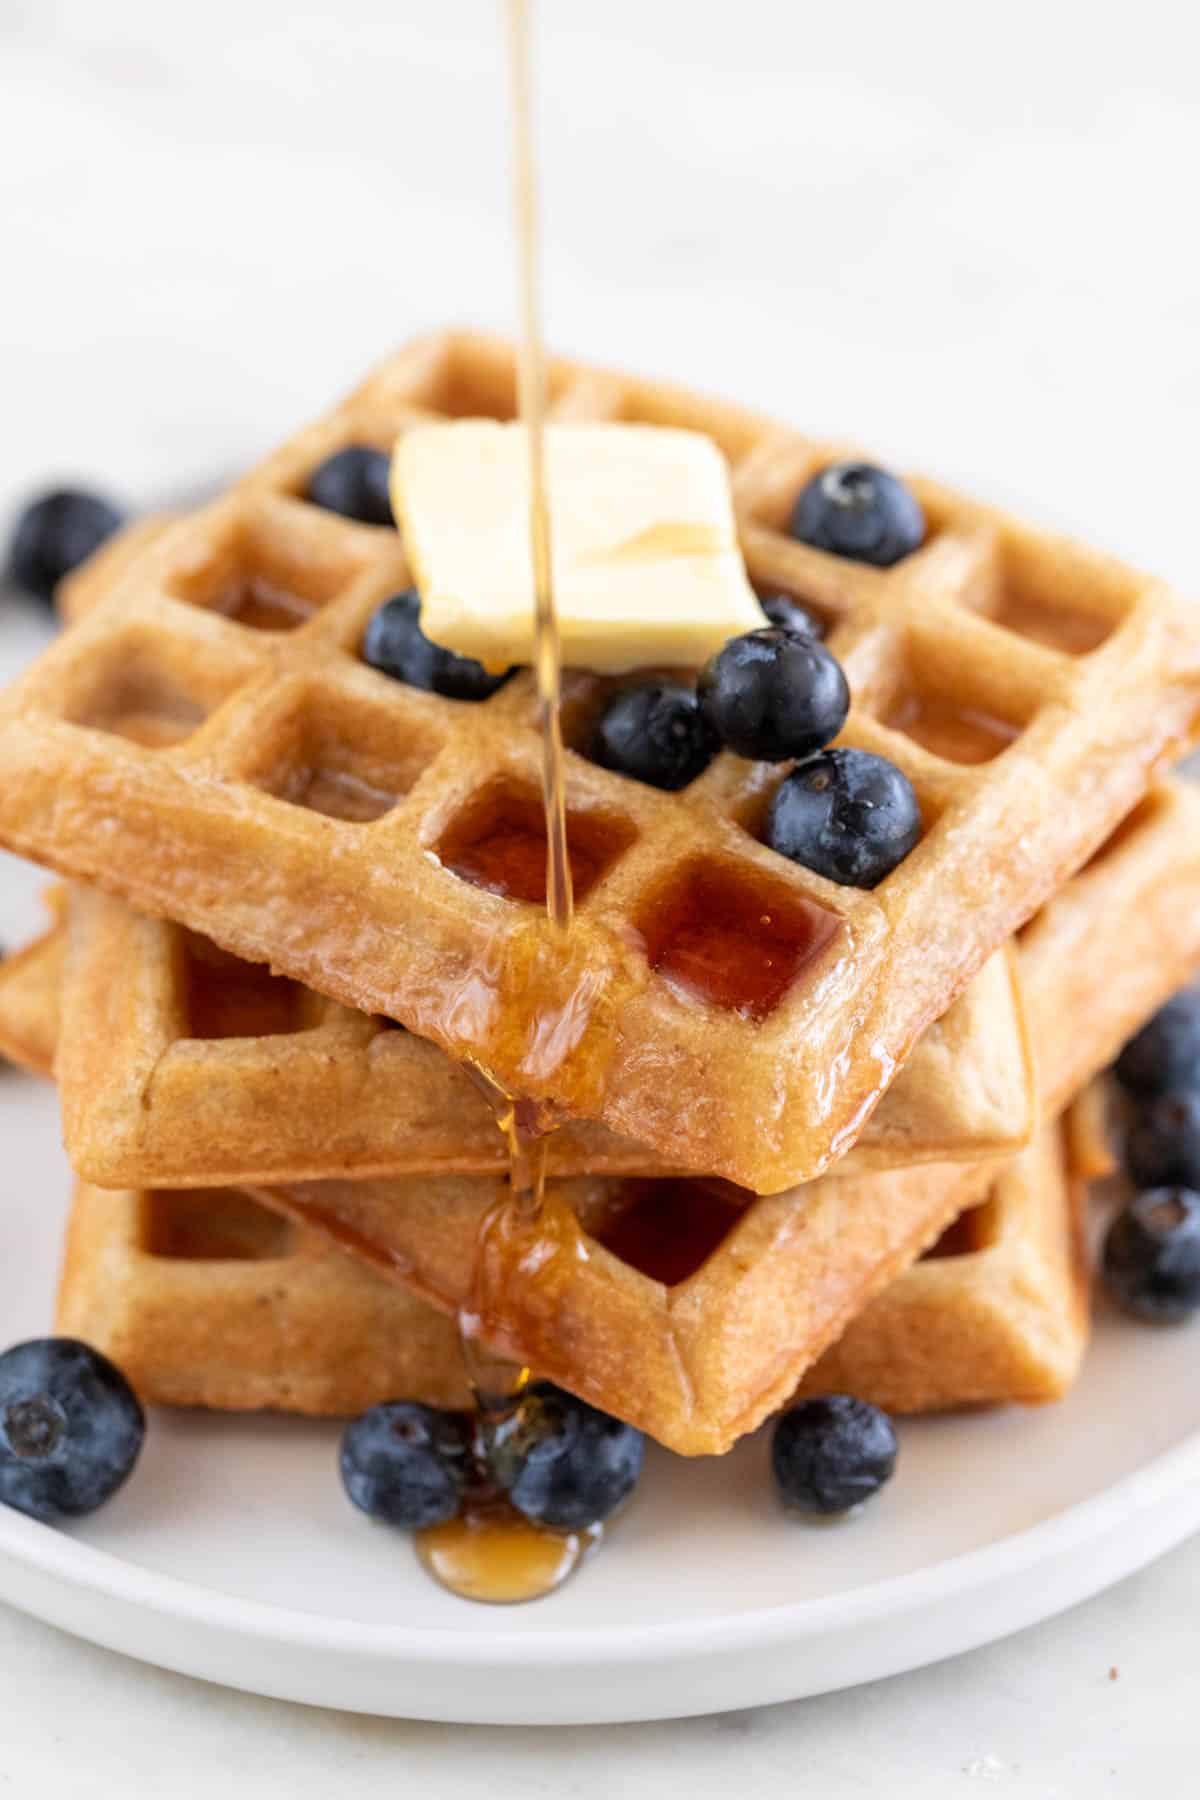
414,0,597,1606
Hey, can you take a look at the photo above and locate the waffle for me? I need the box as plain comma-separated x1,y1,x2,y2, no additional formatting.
0,894,63,1076
56,1182,469,1415
54,1130,1081,1424
241,777,1200,1453
0,334,1196,1192
0,884,1029,1187
796,1124,1088,1411
51,886,1028,1188
54,513,1030,1185
43,779,1199,1200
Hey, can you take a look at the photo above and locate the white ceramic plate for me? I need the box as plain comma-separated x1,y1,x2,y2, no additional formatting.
1,611,1199,1725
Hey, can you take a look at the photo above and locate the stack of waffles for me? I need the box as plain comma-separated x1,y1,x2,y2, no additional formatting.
2,331,1200,1455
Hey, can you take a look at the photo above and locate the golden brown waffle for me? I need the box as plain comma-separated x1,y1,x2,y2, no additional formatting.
246,1158,995,1454
52,888,1028,1188
54,1135,1080,1424
0,894,63,1076
797,1125,1089,1411
34,781,1197,1190
52,513,1031,1184
1,332,1197,1191
242,778,1200,1452
56,1182,469,1415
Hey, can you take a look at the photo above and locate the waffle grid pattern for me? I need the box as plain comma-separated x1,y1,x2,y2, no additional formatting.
56,1182,469,1415
4,330,1199,1192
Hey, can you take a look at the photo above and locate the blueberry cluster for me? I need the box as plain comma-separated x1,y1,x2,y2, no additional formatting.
1105,992,1200,1324
592,464,925,889
340,1382,645,1535
596,624,920,889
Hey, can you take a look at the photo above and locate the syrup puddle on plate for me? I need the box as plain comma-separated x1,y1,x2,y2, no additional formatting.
417,1488,602,1605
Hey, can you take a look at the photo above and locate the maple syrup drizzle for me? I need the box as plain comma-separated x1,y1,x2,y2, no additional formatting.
414,0,599,1606
508,0,573,935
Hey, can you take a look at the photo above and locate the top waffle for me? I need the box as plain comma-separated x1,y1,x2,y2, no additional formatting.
0,330,1197,1192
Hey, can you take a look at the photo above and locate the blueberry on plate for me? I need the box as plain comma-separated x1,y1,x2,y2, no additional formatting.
772,1394,897,1516
766,746,921,888
340,1400,471,1530
1102,1188,1200,1324
485,1382,644,1532
593,682,717,791
362,591,515,702
1125,1091,1200,1191
790,461,925,568
757,593,826,639
8,489,125,605
697,627,850,763
0,1339,144,1523
1114,990,1200,1097
305,446,394,527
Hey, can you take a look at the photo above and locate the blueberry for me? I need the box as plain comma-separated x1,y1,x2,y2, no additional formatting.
1125,1092,1200,1190
305,446,394,527
0,1339,144,1523
8,489,125,605
772,1394,897,1516
767,747,921,888
1102,1189,1200,1324
758,593,826,639
593,682,717,791
1114,990,1200,1097
485,1382,644,1532
697,627,850,763
363,591,514,702
790,461,925,568
340,1400,471,1530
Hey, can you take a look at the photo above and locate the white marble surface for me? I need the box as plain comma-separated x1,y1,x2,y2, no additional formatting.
2,0,1199,1789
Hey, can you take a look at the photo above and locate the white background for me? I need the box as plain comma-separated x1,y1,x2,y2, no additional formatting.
2,0,1199,1790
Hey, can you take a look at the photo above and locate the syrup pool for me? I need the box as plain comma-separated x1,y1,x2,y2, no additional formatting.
416,1505,601,1605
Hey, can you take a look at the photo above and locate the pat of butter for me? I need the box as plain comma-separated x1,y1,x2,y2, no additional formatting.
391,420,763,673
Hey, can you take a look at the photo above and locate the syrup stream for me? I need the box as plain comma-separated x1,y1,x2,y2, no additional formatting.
508,0,573,935
414,0,596,1605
